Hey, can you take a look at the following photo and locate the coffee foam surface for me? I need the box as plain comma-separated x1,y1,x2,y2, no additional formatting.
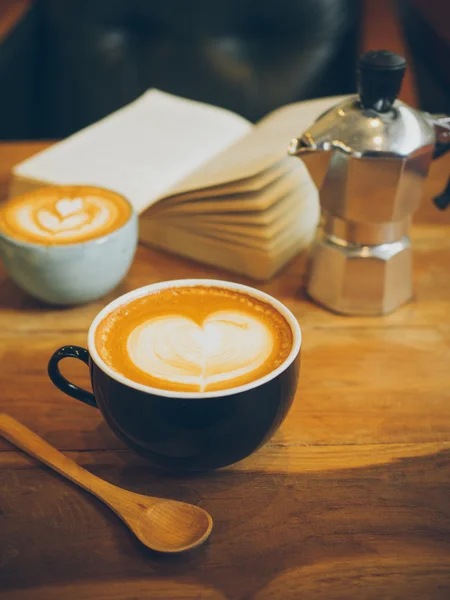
0,186,131,245
95,286,293,393
127,311,273,392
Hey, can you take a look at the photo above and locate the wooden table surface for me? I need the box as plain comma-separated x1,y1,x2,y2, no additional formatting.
1,143,450,600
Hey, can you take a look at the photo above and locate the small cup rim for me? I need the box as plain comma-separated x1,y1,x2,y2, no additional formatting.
0,184,136,250
87,279,302,399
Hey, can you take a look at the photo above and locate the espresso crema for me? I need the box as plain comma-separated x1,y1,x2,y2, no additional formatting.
0,185,132,245
95,286,293,393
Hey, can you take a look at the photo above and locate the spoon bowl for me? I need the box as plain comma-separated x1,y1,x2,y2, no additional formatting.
130,499,212,553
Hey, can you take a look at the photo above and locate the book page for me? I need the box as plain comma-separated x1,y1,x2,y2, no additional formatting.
153,168,298,216
162,190,303,235
175,213,311,252
149,163,287,212
140,219,309,280
12,89,252,213
185,191,300,226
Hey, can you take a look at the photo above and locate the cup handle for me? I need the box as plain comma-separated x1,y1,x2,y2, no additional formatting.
48,346,97,408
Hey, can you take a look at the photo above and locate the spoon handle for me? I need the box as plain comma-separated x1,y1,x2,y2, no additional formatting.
0,413,113,500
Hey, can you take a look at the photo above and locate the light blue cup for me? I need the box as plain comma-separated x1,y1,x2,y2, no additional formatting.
0,195,138,306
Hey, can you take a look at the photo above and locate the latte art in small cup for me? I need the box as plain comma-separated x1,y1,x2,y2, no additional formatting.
0,184,137,305
0,185,132,245
96,285,293,393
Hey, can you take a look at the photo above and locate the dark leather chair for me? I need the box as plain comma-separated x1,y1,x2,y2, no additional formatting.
0,0,448,141
1,0,361,140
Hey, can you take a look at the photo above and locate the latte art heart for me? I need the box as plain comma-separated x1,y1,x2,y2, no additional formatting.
20,195,116,241
127,311,273,391
0,186,132,245
32,196,112,237
36,198,91,232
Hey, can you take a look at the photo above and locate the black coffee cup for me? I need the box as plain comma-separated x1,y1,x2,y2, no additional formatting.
48,279,302,471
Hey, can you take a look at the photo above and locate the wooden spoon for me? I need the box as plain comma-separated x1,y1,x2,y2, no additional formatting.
0,414,213,553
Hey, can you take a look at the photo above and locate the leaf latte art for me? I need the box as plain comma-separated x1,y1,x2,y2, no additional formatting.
95,286,294,393
0,186,132,245
127,312,273,391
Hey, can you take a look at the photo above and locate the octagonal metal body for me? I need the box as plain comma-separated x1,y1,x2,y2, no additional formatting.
307,236,412,315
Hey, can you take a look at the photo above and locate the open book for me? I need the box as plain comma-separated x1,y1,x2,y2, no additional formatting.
9,90,344,279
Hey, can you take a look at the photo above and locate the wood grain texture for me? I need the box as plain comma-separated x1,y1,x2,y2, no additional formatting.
1,142,450,599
